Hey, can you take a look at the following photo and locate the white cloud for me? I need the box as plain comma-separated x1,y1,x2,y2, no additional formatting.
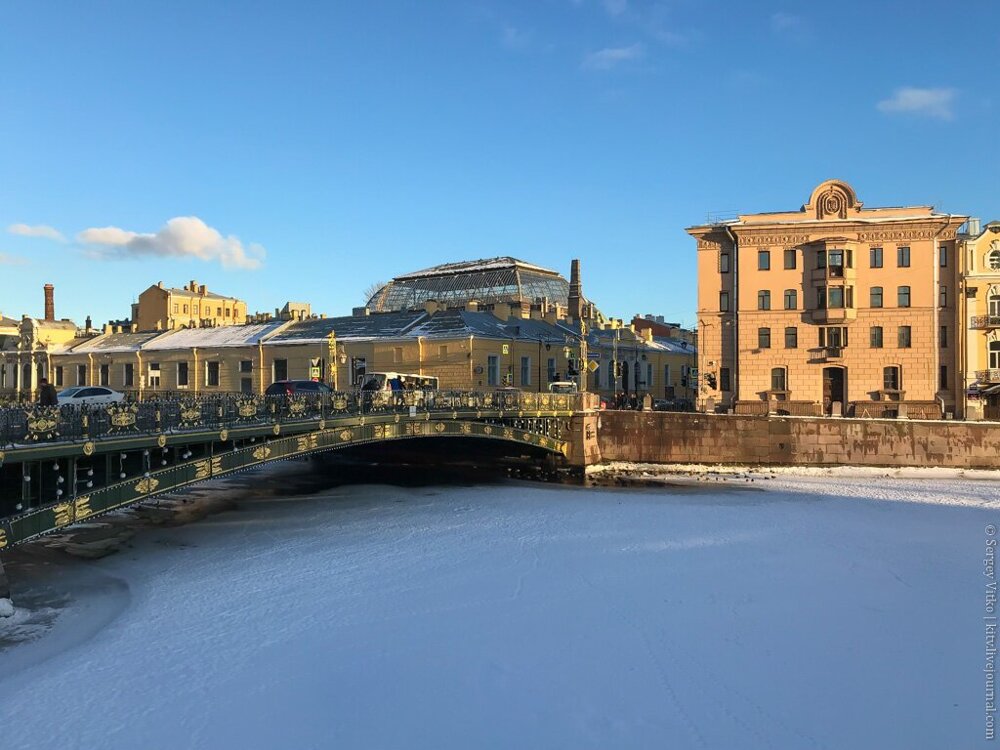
877,87,957,121
770,12,802,33
77,216,265,270
582,42,644,70
603,0,628,16
0,252,27,265
7,223,65,241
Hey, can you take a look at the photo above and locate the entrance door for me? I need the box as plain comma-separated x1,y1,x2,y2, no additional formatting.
822,367,845,414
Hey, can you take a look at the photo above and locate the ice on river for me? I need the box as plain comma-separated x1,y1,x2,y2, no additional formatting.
0,466,996,749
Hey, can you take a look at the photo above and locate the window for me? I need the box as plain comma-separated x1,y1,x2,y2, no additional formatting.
897,246,910,267
206,361,220,387
940,326,948,348
939,285,947,307
870,247,883,268
870,286,883,308
720,253,730,273
183,304,188,314
719,291,730,312
870,326,883,348
720,367,731,391
123,363,134,388
240,360,253,373
547,358,556,381
829,250,844,277
647,363,653,389
273,359,288,382
54,366,63,387
898,326,912,348
784,326,798,349
939,245,948,267
487,355,499,386
783,289,797,310
770,367,787,392
147,363,160,389
393,346,403,364
990,250,1000,270
663,364,670,388
817,285,827,309
100,364,110,386
757,290,771,310
883,366,901,391
898,286,911,307
991,341,1000,369
758,327,771,349
819,327,848,348
817,250,826,269
784,249,796,269
216,307,222,316
940,365,948,390
758,250,770,270
520,356,531,386
173,303,179,313
178,362,189,387
828,287,844,308
438,345,448,359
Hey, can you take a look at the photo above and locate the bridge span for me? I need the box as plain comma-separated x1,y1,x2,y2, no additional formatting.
0,390,598,551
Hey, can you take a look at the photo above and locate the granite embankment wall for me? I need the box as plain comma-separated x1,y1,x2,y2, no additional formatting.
595,411,1000,469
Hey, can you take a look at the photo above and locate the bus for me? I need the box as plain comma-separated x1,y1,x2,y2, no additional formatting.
358,372,439,392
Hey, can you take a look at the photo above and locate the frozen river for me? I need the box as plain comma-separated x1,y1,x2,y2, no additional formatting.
0,464,996,749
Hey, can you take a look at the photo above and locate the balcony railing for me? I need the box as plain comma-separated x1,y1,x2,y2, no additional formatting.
971,315,1000,330
976,370,1000,383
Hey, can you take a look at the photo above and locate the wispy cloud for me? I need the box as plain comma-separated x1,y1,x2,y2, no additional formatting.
877,87,957,121
770,12,802,33
0,252,28,266
582,42,644,70
602,0,628,16
7,223,65,241
500,24,533,51
77,216,265,270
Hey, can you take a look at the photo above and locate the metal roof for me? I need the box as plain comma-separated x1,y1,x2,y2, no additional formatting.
142,322,287,350
68,330,167,354
268,311,428,344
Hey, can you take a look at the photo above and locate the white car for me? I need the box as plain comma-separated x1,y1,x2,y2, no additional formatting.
57,386,125,406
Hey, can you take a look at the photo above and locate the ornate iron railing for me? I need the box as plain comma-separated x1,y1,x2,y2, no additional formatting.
0,389,584,449
976,370,1000,384
971,315,1000,330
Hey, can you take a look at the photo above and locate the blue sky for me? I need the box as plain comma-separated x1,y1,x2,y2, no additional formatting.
1,0,997,328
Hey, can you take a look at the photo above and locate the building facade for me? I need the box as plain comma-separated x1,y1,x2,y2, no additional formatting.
959,220,1000,419
690,179,967,418
133,280,248,331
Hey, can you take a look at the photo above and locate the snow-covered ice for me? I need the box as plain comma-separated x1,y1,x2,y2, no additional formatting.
0,466,996,749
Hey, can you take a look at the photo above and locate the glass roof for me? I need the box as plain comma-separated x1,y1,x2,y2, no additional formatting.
366,257,570,313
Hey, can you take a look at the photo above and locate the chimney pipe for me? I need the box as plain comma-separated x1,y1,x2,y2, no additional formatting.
43,284,55,321
568,259,583,321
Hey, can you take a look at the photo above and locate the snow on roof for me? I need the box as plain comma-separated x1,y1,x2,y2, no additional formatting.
163,287,240,301
268,311,428,344
143,322,287,350
69,330,167,354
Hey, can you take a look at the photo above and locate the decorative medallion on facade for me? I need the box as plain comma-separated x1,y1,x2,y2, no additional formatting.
236,397,261,419
179,401,203,427
252,446,272,461
806,180,861,221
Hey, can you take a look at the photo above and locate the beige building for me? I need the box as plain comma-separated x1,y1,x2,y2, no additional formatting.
689,179,967,418
958,220,1000,419
133,280,247,331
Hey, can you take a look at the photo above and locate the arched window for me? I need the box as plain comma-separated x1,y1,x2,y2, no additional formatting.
770,367,787,392
990,293,1000,318
990,249,1000,270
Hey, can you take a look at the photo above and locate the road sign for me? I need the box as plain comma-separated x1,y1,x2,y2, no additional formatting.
587,360,600,373
587,351,601,360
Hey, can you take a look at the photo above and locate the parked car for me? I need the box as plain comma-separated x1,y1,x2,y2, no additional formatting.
548,381,578,394
56,386,125,406
264,380,334,396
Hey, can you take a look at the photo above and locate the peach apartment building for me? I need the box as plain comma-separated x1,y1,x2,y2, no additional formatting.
689,179,967,418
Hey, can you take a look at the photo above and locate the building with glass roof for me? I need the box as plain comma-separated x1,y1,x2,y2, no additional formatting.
365,257,574,313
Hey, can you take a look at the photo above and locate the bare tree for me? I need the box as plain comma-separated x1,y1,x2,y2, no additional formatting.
362,281,385,304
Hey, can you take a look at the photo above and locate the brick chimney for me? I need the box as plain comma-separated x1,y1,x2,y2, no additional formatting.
43,284,55,321
568,259,583,321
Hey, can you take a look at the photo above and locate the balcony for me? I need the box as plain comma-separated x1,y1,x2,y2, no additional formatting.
807,307,856,324
971,315,1000,330
976,369,1000,383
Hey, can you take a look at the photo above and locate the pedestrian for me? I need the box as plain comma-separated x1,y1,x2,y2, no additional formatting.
38,377,58,407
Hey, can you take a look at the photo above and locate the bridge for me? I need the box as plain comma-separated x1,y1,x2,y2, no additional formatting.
0,390,598,551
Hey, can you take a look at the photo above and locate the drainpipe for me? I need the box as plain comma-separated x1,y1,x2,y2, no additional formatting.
258,341,265,394
193,348,199,396
87,353,94,387
724,225,739,406
933,217,954,417
136,350,143,399
469,335,475,387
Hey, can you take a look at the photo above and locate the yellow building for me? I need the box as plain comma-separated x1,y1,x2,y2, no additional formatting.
689,179,967,418
133,280,247,331
959,220,1000,419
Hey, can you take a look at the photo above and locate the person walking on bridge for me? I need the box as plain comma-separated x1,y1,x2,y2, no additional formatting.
37,378,58,407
